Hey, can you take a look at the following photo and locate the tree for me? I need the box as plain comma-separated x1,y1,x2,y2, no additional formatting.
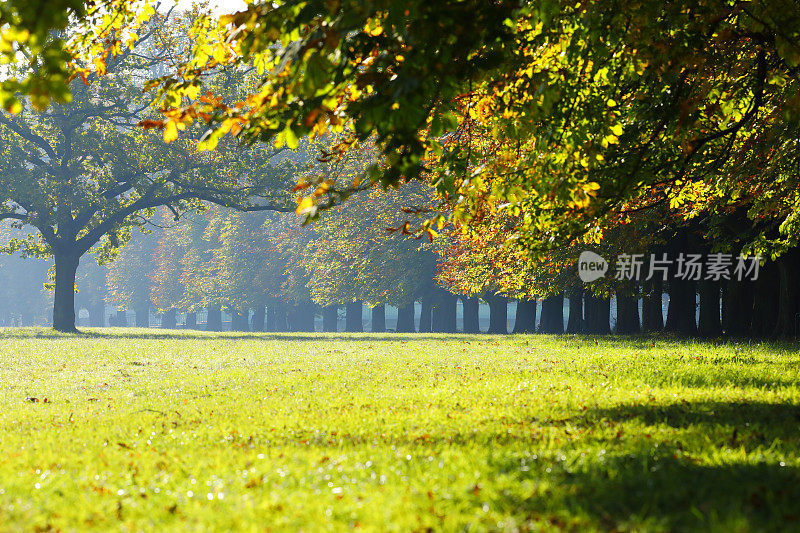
0,13,294,332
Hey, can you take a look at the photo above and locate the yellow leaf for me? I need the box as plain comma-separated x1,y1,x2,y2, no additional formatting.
163,121,179,143
296,196,314,214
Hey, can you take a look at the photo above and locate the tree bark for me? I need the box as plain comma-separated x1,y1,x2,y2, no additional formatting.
345,301,363,332
251,305,265,332
616,294,640,334
432,293,457,333
698,280,722,337
161,308,177,329
371,304,386,333
486,294,508,334
289,304,315,332
642,277,664,333
565,291,582,334
113,308,128,328
664,278,697,336
584,294,610,334
185,312,197,330
232,309,250,331
514,298,537,333
751,260,779,337
322,305,339,332
722,278,753,337
774,248,800,337
462,297,480,333
89,300,105,327
135,306,149,328
52,251,80,332
395,303,415,333
206,304,222,332
418,298,433,333
539,294,564,334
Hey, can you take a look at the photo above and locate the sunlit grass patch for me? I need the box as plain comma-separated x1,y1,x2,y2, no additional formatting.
1,329,798,530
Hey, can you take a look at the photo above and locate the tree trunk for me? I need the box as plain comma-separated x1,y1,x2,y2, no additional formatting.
161,308,177,329
114,308,128,328
616,294,640,334
539,294,564,334
432,294,457,333
642,277,664,333
322,305,339,332
396,303,415,333
52,251,80,332
232,309,249,331
135,306,149,328
774,248,800,337
345,301,363,332
584,294,610,334
371,304,386,333
565,291,582,334
698,280,722,337
462,297,480,333
290,304,315,332
89,301,105,327
486,294,508,334
664,278,697,336
206,304,222,332
251,306,265,332
418,298,433,333
185,312,197,330
722,278,753,337
751,260,779,337
513,298,537,333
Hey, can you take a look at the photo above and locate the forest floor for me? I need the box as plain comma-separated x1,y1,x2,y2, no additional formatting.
0,328,798,531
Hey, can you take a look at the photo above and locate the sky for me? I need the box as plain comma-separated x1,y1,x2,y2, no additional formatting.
167,0,248,14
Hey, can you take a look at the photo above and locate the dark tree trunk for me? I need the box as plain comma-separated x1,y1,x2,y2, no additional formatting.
322,305,339,332
565,291,582,334
616,294,641,334
462,297,480,333
664,278,697,336
114,308,128,328
161,308,177,329
513,298,537,333
722,278,753,337
135,306,149,328
232,309,249,331
539,294,564,334
371,304,386,333
345,301,363,332
289,304,315,332
698,280,722,337
89,301,105,327
774,248,800,337
486,294,508,334
273,305,289,332
642,277,664,333
751,260,779,337
251,305,265,332
206,304,222,332
418,298,433,333
266,305,276,332
584,294,610,334
53,251,80,332
432,294,457,333
396,304,415,333
185,312,197,330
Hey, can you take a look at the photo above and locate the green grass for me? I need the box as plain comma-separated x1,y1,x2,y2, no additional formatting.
1,329,799,531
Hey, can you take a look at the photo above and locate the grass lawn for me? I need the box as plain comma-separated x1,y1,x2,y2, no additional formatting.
1,329,799,531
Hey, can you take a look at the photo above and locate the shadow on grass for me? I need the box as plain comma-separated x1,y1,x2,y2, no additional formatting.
489,451,800,530
0,327,489,343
